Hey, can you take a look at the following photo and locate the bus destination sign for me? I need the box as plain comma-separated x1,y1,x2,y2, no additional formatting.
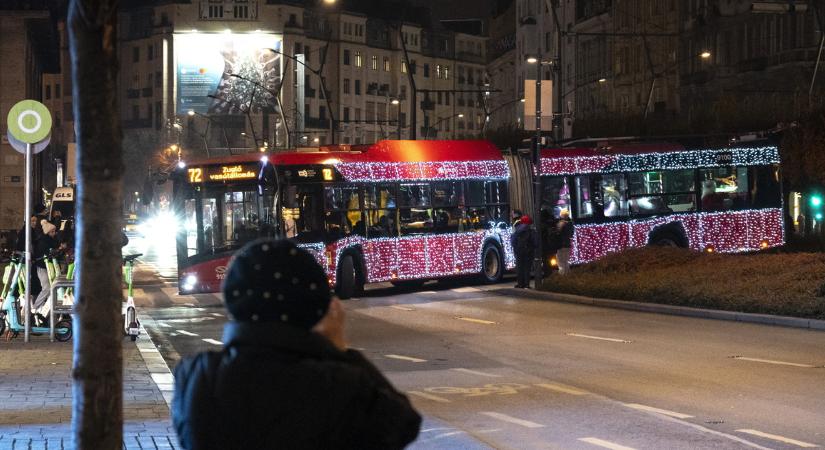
188,162,259,184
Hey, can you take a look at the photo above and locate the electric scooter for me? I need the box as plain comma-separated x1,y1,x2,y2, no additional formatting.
122,253,142,341
1,254,72,342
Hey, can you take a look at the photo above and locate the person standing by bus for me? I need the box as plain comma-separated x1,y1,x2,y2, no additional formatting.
512,215,537,288
556,210,573,275
172,239,421,449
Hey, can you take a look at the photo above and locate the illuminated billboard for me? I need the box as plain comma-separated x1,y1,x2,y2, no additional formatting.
175,33,282,115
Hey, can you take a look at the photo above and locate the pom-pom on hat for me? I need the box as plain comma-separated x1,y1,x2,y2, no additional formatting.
222,239,332,329
41,220,56,235
520,215,533,225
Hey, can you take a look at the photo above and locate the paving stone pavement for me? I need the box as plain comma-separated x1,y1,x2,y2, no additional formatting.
0,331,180,450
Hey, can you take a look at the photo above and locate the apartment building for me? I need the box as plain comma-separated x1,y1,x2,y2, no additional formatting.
0,3,58,231
113,0,489,164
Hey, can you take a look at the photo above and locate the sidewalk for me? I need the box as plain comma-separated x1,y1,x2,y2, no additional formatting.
0,332,179,450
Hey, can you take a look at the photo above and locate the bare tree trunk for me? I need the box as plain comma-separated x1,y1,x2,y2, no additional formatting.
68,1,124,448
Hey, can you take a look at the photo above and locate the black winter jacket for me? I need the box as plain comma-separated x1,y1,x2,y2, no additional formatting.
172,321,422,450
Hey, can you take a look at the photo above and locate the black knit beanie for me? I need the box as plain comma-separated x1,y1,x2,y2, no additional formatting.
222,239,331,328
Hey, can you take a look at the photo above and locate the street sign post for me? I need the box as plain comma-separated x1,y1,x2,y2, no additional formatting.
6,100,52,343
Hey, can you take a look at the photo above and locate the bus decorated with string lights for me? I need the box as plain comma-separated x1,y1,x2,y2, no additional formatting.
173,140,515,298
537,142,784,264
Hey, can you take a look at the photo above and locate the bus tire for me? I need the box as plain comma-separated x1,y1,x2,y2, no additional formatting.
479,243,504,283
55,320,72,342
336,255,359,300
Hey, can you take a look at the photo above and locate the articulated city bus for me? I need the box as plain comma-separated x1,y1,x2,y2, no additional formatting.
537,142,784,263
173,139,784,297
174,140,515,298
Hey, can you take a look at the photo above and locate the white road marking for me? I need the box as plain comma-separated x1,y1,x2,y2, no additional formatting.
421,291,438,294
456,316,496,325
155,322,171,328
385,354,427,363
736,429,819,448
624,403,693,419
420,427,453,433
535,383,588,396
407,391,451,403
175,330,198,337
151,373,173,385
164,317,215,324
202,338,223,346
732,356,815,368
451,368,502,378
452,286,481,293
209,312,224,317
579,437,637,450
390,305,416,311
480,411,544,428
566,333,632,343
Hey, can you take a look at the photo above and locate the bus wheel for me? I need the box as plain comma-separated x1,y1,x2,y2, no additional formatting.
651,233,681,247
479,244,503,283
336,255,359,300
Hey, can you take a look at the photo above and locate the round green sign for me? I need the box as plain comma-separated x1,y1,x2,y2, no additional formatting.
7,100,52,144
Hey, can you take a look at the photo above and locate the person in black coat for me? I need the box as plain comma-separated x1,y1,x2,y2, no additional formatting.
172,239,422,450
511,215,538,289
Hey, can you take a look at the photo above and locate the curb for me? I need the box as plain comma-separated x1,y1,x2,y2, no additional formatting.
492,288,825,331
133,313,175,408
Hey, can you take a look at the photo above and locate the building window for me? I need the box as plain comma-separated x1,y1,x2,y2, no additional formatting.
343,78,350,94
132,46,140,63
423,64,430,77
132,104,140,119
355,79,361,95
445,93,450,106
444,66,450,80
45,85,51,100
343,49,350,65
343,107,350,122
383,56,390,72
355,108,362,120
155,71,162,88
148,44,154,60
55,83,61,98
410,59,417,74
371,55,378,70
355,51,363,67
401,61,407,73
436,64,442,79
148,73,153,87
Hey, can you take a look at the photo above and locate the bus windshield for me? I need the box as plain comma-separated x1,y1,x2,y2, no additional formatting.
181,184,277,258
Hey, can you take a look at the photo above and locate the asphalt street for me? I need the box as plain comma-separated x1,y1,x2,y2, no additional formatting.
126,232,825,450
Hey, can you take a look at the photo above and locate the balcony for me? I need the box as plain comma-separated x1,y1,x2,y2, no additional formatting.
199,0,259,21
126,89,140,99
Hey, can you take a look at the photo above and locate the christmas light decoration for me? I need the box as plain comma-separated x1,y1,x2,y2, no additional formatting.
541,146,780,176
299,227,515,285
335,160,510,183
569,208,784,264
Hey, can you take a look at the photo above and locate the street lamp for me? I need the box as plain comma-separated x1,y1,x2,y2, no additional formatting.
700,51,712,59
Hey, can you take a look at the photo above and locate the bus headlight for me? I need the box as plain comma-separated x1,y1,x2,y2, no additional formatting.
182,274,197,292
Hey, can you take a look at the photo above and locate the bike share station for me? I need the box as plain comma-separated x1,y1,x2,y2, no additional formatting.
3,99,72,342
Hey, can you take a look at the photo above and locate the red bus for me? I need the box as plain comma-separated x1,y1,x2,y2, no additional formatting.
537,142,784,263
173,139,784,296
174,140,515,297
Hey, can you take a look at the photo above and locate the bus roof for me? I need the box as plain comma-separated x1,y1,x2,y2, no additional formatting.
271,140,504,165
539,142,779,176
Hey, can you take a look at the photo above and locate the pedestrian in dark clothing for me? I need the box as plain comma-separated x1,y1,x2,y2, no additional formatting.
32,220,57,312
556,209,574,275
511,209,523,228
172,239,422,450
511,215,538,288
15,215,41,252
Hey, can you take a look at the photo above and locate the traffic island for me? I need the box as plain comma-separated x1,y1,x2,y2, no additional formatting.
532,247,825,325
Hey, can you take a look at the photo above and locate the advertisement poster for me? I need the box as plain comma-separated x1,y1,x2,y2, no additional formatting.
176,33,282,115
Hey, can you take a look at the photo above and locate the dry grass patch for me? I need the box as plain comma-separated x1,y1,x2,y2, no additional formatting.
543,247,825,319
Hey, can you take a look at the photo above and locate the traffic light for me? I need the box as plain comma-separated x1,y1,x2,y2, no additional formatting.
811,194,823,220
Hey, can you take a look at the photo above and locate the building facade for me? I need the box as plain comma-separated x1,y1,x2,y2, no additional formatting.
0,3,58,232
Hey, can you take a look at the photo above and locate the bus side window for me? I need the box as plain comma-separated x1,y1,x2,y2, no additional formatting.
575,176,594,219
601,174,629,218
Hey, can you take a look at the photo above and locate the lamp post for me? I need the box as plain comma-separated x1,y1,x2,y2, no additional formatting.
391,98,401,139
